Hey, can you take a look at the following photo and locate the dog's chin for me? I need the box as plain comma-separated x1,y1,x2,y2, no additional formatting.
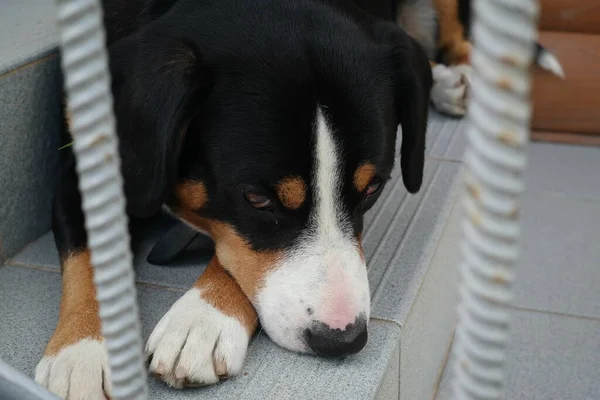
269,332,312,355
256,314,312,354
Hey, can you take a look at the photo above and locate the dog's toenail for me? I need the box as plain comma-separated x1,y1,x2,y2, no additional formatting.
175,367,187,379
155,361,166,375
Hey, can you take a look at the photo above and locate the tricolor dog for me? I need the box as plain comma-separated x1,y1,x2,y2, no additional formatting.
36,0,479,398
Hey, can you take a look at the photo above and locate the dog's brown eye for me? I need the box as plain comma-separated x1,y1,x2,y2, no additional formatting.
244,192,273,209
366,180,382,196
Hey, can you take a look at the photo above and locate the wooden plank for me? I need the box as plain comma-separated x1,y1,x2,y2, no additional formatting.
532,131,600,146
531,31,600,135
540,0,600,35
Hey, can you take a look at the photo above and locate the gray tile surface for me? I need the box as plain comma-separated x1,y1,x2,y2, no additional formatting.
12,214,212,289
0,265,182,381
10,233,59,270
515,194,600,319
0,1,58,74
503,310,600,400
375,340,400,400
525,142,600,199
0,265,400,400
0,56,62,261
399,198,461,400
426,110,468,161
436,310,600,400
368,161,462,325
435,356,454,400
147,320,399,400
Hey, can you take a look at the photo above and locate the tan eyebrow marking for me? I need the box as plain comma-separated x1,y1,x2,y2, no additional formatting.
354,163,377,192
276,176,307,210
175,180,208,210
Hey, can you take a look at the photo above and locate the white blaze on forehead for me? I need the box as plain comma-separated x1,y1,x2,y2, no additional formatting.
252,106,371,354
313,107,348,240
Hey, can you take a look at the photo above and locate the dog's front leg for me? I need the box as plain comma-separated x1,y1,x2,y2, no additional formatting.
428,0,473,117
433,0,471,65
146,256,258,388
35,250,110,400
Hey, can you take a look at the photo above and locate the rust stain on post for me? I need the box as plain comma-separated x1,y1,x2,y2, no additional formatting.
498,130,521,147
90,134,110,147
500,54,522,67
466,181,481,200
507,205,520,220
496,77,513,90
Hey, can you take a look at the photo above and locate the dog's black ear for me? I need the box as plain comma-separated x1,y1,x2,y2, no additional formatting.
332,2,431,193
109,32,210,217
390,34,432,194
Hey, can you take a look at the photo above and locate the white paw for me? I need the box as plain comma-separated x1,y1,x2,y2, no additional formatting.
35,338,110,400
146,288,250,388
431,64,472,117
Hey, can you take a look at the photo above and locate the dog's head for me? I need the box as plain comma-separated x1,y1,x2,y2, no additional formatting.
110,2,431,357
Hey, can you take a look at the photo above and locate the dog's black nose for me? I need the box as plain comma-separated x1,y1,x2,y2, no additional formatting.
305,318,368,358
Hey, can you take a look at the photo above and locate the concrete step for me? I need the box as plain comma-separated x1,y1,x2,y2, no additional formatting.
0,0,62,262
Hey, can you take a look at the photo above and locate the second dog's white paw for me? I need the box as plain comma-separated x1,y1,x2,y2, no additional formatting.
146,288,250,388
35,338,110,400
431,64,472,117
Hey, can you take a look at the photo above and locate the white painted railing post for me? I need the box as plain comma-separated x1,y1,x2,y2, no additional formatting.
451,1,539,399
55,1,148,399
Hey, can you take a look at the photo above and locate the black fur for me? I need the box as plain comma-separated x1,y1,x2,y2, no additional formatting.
54,0,431,257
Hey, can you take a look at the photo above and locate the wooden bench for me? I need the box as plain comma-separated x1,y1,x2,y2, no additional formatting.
532,0,600,146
